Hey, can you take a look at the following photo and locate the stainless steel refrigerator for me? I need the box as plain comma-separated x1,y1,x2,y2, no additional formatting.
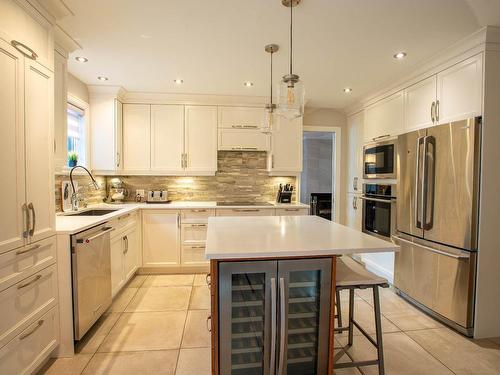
393,117,481,336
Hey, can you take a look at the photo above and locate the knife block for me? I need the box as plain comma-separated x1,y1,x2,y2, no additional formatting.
276,191,292,203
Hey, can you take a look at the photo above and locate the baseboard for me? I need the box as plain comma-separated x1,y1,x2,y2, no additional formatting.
361,257,394,284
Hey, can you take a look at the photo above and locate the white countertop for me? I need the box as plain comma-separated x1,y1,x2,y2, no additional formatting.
55,202,309,235
205,216,399,259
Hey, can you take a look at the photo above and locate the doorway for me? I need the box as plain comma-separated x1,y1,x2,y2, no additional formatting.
300,127,340,222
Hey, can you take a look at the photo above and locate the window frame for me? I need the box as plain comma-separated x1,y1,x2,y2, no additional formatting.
66,94,90,170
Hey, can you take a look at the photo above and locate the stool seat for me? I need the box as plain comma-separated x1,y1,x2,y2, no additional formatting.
336,256,388,287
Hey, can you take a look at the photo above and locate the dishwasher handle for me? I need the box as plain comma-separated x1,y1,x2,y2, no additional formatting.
77,227,115,244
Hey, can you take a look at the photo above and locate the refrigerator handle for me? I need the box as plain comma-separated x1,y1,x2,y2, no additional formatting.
415,137,425,229
270,278,277,375
423,136,436,230
277,277,286,375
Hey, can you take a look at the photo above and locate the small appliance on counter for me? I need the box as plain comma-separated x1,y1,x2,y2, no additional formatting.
106,178,128,203
276,184,293,203
147,190,170,203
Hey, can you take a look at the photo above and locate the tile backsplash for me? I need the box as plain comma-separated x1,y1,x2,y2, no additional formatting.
54,175,107,212
55,152,296,211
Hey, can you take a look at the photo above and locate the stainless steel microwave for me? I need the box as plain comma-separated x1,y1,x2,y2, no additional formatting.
362,139,397,179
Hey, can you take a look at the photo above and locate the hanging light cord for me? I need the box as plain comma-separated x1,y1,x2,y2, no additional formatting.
289,1,293,75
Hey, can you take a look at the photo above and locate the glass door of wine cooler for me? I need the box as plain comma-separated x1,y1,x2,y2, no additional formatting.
277,258,332,375
219,261,277,375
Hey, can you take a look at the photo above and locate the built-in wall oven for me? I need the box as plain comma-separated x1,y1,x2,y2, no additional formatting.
361,183,396,241
363,139,397,179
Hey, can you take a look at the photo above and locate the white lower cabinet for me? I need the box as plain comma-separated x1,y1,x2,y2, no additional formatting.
142,210,181,268
344,193,362,231
216,208,275,217
0,306,58,375
275,207,309,216
110,219,141,296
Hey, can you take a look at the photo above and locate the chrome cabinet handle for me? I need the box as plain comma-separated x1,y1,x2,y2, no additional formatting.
278,277,286,375
123,235,128,254
233,209,260,212
28,202,35,237
189,223,207,228
206,315,211,332
271,154,275,169
371,134,390,141
19,320,44,340
16,244,41,255
118,213,131,220
352,196,357,210
116,152,120,167
431,101,436,123
191,209,207,213
231,146,258,150
284,208,299,212
22,203,29,238
17,274,42,289
435,100,440,123
189,245,205,249
353,176,358,191
205,273,211,288
270,277,277,375
177,213,180,228
11,40,37,60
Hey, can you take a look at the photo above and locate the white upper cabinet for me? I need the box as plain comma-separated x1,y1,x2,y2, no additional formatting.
363,91,404,143
123,104,151,171
185,106,218,174
90,92,123,173
404,76,437,132
24,59,55,243
267,115,302,174
0,39,26,254
218,106,270,152
218,106,266,129
436,54,483,124
151,104,184,173
346,111,364,193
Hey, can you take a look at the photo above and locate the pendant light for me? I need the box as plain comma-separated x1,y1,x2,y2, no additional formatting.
276,0,304,120
261,44,279,134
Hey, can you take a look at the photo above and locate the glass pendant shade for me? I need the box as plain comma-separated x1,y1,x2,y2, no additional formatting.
277,77,304,120
262,107,280,134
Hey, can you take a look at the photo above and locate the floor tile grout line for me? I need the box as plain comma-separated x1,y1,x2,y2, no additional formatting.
401,330,458,375
175,284,195,374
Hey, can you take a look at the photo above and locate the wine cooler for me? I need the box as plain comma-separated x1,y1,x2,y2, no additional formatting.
219,258,332,375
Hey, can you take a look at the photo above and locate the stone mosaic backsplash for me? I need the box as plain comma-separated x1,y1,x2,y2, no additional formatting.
54,175,107,212
55,152,296,210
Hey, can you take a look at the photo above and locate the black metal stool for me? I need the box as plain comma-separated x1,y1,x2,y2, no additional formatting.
334,256,389,375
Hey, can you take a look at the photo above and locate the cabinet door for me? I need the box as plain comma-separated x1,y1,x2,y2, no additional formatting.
275,208,309,216
123,104,151,171
218,106,266,129
219,261,277,375
404,75,437,132
218,129,270,151
0,39,26,254
216,208,275,217
278,258,331,375
24,59,55,243
110,234,125,296
115,99,123,171
142,210,180,267
151,104,184,172
346,111,364,193
268,116,302,173
124,226,140,281
364,91,404,143
437,54,483,124
344,193,362,231
53,50,67,173
185,106,217,174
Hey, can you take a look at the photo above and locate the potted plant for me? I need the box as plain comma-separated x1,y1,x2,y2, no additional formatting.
68,151,78,167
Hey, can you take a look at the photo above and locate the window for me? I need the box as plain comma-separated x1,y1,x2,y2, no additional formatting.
67,102,87,167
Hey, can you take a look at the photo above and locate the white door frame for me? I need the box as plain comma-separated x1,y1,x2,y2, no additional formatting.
300,126,342,222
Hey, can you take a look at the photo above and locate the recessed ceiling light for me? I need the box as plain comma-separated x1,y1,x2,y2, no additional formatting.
140,34,152,39
393,51,407,60
97,76,108,81
174,79,184,84
343,87,352,93
75,56,88,63
244,81,254,87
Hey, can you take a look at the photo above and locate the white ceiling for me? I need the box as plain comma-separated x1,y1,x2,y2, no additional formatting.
59,0,500,109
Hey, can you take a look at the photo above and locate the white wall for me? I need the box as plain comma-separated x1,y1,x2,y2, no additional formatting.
67,73,89,103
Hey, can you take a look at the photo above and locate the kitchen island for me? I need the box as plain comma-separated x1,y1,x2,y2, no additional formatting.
206,215,398,375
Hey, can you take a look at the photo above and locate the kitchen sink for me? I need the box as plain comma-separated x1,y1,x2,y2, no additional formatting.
66,209,119,216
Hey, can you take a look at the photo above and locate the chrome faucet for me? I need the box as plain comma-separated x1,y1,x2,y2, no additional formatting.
69,165,100,211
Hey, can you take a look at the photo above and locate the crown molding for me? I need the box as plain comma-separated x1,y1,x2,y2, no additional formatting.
88,85,127,100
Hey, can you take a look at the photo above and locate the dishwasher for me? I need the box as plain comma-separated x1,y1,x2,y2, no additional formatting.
71,223,114,340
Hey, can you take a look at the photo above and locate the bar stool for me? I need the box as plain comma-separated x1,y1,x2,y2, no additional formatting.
334,256,389,375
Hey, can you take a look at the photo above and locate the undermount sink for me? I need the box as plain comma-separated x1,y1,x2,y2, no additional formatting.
66,209,119,216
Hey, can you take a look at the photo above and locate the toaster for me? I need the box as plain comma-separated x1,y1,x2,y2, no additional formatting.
146,190,169,203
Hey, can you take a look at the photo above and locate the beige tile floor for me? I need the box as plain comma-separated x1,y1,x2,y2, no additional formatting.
39,274,500,375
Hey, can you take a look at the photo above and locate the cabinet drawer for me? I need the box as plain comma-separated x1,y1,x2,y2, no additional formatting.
181,209,215,223
181,224,208,243
275,207,309,216
110,211,139,235
0,264,57,348
0,236,56,293
0,306,58,375
218,107,266,128
182,245,208,265
216,208,275,217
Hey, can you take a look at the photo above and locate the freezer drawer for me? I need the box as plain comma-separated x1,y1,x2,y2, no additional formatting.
393,235,475,329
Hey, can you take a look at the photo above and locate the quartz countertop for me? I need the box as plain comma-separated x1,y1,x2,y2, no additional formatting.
205,215,399,259
56,201,309,235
